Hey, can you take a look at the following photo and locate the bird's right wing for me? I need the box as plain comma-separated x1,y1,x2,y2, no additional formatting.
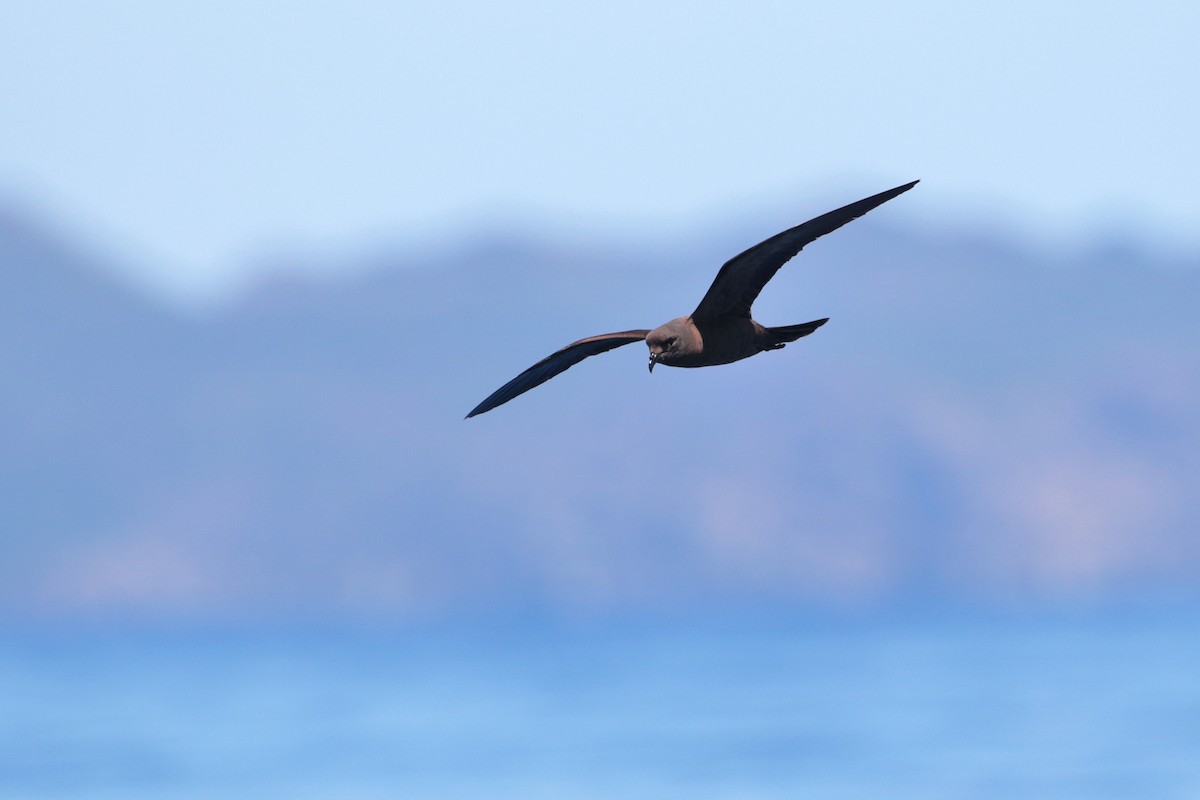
466,330,650,418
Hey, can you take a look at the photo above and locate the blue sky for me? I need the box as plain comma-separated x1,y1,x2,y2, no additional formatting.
3,1,1197,298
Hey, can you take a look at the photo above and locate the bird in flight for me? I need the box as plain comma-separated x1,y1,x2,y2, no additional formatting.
467,180,918,418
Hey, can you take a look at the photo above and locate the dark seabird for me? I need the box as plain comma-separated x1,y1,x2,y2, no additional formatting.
467,180,918,418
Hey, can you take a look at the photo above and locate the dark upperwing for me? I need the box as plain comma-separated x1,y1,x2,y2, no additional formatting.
691,180,918,322
466,330,651,418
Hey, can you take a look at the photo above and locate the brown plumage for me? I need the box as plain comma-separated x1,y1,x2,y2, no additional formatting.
467,180,918,418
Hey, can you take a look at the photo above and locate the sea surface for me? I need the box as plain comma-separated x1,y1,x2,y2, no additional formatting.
2,614,1198,799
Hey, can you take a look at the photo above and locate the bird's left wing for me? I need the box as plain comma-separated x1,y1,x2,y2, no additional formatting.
691,181,918,321
466,330,650,418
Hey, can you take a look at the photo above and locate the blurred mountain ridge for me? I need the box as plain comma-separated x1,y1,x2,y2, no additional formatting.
2,199,1198,624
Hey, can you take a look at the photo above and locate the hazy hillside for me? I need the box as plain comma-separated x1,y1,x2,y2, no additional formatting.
2,202,1198,624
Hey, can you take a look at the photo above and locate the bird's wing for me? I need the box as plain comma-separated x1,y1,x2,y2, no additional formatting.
466,330,651,418
691,180,919,321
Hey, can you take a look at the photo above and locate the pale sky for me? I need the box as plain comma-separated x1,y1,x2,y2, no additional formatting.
3,1,1197,299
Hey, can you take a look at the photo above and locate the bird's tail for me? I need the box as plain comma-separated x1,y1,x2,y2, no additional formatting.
766,318,829,347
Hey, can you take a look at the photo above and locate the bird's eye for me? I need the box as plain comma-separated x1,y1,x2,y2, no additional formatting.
667,336,677,347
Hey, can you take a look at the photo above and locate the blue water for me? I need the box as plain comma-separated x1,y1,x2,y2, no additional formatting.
2,615,1198,799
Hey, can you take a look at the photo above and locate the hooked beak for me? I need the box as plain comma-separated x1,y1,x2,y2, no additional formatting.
648,353,657,373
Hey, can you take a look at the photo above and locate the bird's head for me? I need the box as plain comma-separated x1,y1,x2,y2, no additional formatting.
645,318,696,372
